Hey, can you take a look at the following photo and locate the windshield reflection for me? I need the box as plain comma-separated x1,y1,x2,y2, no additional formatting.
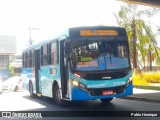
70,40,130,71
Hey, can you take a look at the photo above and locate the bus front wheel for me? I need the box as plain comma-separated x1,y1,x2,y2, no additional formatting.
100,98,113,103
53,84,66,106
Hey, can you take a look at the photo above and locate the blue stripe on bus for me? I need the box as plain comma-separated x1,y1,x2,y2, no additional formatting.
71,83,132,101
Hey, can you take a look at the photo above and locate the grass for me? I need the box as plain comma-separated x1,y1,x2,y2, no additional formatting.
133,85,160,90
132,71,160,85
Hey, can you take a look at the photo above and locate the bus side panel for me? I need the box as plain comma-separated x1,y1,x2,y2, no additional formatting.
40,66,50,96
40,65,61,98
50,65,61,97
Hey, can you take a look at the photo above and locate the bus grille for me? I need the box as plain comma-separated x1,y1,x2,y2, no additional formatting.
87,85,126,96
83,71,128,80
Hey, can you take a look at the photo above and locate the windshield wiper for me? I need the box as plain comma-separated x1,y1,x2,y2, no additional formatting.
103,52,107,69
109,54,112,64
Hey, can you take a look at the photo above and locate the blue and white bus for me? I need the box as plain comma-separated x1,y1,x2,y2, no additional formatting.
22,26,132,105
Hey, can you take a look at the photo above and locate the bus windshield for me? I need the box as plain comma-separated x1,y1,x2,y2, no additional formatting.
70,40,130,71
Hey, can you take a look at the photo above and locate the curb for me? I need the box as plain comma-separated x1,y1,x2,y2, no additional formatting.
121,96,160,103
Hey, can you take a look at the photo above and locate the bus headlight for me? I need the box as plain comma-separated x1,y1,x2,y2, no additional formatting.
72,80,86,90
126,77,132,87
72,80,79,86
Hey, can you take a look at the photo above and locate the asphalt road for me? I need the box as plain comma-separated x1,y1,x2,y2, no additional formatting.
0,91,160,120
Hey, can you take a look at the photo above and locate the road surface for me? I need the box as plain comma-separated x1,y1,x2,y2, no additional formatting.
0,91,159,120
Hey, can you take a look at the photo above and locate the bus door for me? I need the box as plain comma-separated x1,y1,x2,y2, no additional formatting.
34,49,41,94
60,40,68,98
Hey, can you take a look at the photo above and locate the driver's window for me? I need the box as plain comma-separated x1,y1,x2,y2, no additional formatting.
117,43,127,57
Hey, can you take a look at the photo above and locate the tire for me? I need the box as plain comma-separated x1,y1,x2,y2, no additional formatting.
0,89,2,94
29,82,36,98
53,84,66,106
14,86,18,92
100,98,113,103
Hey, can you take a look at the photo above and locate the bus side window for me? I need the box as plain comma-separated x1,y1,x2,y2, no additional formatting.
41,44,48,66
48,43,51,65
51,42,58,65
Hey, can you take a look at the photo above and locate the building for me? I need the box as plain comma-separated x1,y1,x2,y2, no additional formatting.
0,35,16,79
10,55,22,75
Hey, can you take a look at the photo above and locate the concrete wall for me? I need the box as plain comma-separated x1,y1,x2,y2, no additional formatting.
0,35,16,54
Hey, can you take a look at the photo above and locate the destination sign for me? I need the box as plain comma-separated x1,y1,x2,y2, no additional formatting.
80,30,118,36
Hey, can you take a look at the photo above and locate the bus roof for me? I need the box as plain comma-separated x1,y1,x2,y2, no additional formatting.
22,29,69,52
23,26,126,52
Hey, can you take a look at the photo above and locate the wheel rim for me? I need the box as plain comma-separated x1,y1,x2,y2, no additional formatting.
56,89,61,101
14,86,18,92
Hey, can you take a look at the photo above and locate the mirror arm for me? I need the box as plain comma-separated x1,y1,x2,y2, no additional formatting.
64,35,69,41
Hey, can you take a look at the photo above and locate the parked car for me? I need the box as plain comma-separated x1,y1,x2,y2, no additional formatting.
2,76,23,92
0,81,2,94
0,76,3,94
22,73,33,90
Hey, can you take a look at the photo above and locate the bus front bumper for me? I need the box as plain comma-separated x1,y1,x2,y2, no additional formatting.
71,83,133,101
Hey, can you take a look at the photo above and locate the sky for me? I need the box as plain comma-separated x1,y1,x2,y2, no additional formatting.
0,0,160,55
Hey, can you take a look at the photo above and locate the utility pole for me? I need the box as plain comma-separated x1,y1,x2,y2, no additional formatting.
27,28,39,46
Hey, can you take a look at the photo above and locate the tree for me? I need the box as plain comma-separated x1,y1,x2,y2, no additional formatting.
155,47,160,65
140,8,160,71
136,20,149,70
115,4,159,71
115,4,140,71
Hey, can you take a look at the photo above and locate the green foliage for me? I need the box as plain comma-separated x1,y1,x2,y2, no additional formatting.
114,3,160,69
155,48,160,65
9,66,15,76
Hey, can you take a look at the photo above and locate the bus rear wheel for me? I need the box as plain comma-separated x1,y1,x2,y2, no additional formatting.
14,86,18,92
54,84,66,106
100,98,113,103
29,82,36,98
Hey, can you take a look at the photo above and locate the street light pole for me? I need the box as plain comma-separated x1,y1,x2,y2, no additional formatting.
29,28,32,45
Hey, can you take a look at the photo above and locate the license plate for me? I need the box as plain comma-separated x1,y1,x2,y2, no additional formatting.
102,90,114,96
